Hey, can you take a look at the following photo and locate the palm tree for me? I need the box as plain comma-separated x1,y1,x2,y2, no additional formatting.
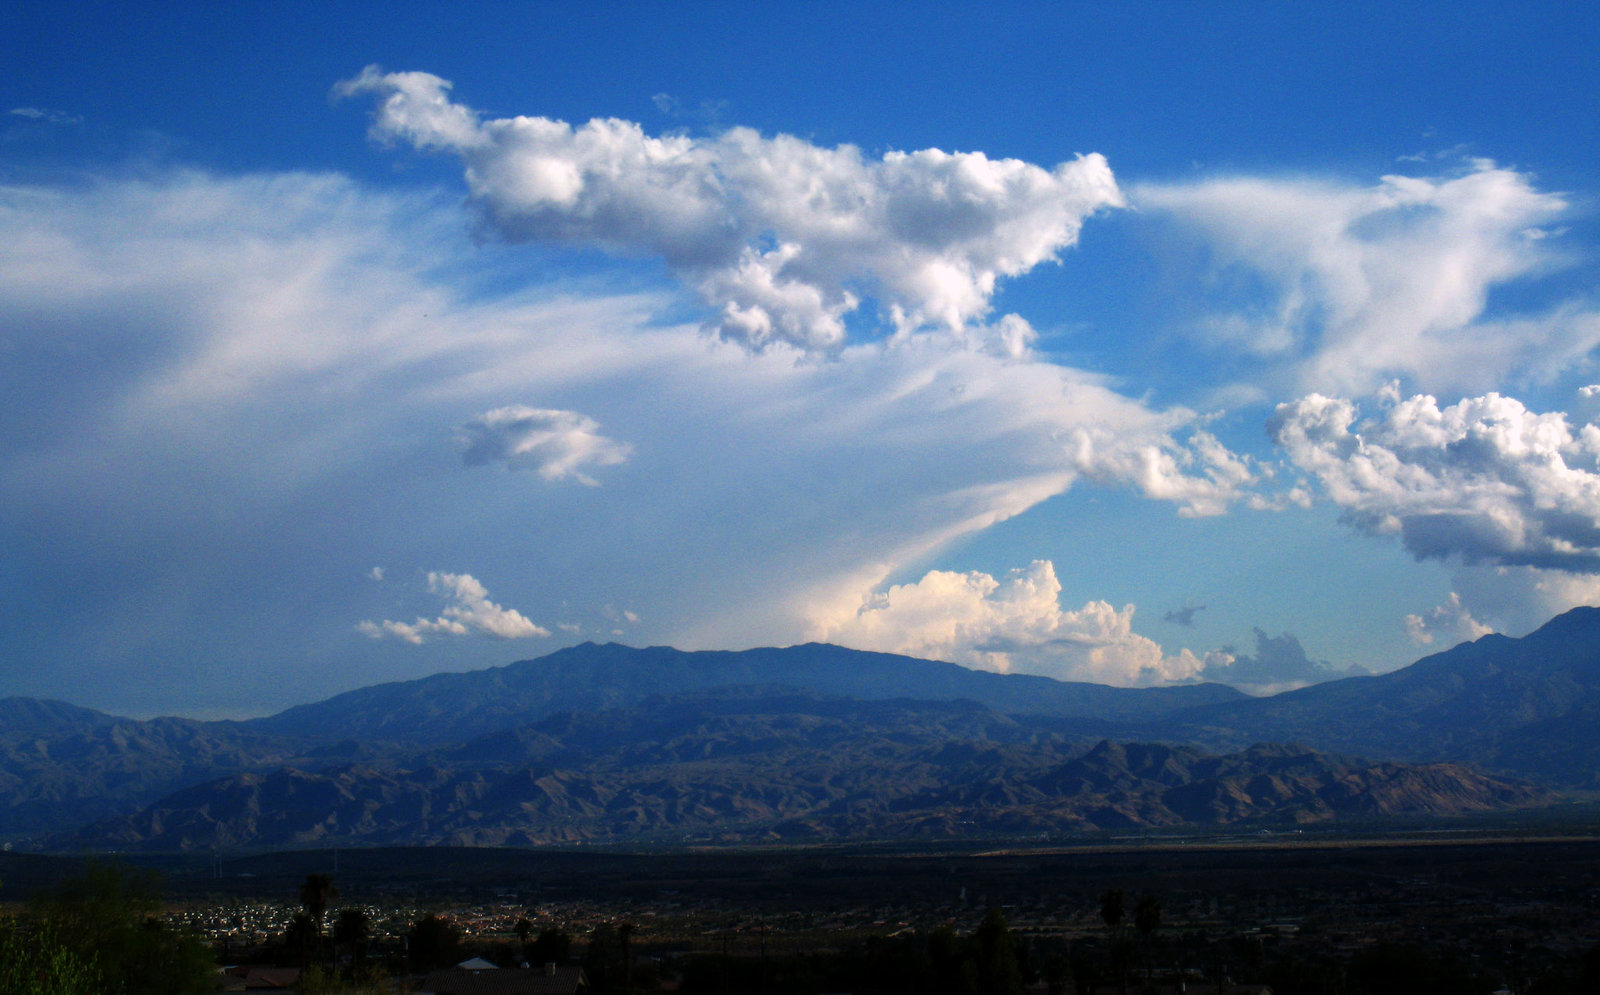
334,908,372,970
285,912,318,969
971,908,1025,995
1135,895,1161,989
1100,888,1125,934
1100,889,1128,995
619,922,635,994
298,873,339,965
408,914,462,972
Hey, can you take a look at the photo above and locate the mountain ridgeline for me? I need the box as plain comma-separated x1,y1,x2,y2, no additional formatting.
1153,605,1600,787
241,642,1249,744
6,607,1600,849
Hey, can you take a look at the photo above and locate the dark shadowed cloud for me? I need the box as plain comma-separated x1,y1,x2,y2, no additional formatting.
1163,604,1206,627
1200,629,1370,695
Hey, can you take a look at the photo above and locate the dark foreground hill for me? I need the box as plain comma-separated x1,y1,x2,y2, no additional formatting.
70,688,1549,850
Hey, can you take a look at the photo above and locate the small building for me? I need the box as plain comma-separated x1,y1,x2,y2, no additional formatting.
418,963,588,995
218,966,301,990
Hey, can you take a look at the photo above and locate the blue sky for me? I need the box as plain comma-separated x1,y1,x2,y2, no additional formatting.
4,1,1599,718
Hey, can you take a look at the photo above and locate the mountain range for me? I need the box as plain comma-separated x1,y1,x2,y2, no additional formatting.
6,606,1600,849
1153,605,1600,787
241,642,1247,744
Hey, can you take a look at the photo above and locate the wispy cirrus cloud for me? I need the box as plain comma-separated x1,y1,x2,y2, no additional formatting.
9,106,82,125
1137,162,1594,395
334,66,1125,352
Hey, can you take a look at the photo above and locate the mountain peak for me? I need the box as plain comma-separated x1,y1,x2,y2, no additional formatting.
1164,604,1600,786
1527,604,1600,640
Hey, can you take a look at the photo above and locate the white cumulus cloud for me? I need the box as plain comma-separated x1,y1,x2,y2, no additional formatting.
459,405,631,485
1271,388,1600,571
1403,592,1493,646
814,560,1207,685
1446,564,1600,637
359,571,547,643
1084,428,1260,518
335,66,1125,352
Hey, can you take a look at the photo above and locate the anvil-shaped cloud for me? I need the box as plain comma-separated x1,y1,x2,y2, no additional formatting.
0,152,1248,709
5,59,1599,716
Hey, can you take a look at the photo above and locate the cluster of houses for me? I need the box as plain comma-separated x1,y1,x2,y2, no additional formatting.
220,958,589,994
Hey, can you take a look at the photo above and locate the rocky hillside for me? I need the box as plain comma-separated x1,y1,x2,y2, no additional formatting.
69,692,1550,850
13,607,1600,847
0,709,301,836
